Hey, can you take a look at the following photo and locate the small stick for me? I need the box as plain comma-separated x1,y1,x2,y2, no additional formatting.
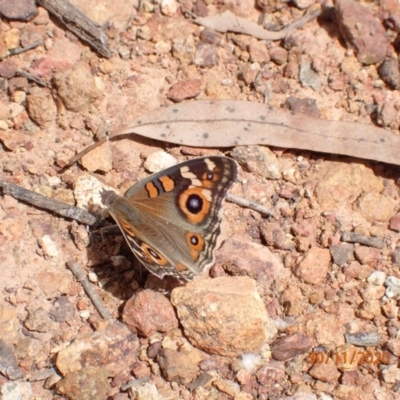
66,261,113,320
227,193,276,217
0,41,41,60
341,231,385,249
36,0,111,58
16,70,48,87
0,179,97,226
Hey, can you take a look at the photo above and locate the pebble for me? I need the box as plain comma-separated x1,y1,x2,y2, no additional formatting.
299,62,321,90
157,348,199,384
53,64,98,112
385,276,400,299
378,58,400,89
123,289,179,337
38,235,59,258
171,277,276,357
166,79,202,102
0,0,38,21
335,0,388,65
143,151,176,173
367,270,386,286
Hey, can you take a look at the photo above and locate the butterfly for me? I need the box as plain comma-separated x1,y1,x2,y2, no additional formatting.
101,156,238,281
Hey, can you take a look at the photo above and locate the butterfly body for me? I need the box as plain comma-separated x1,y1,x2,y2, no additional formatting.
102,156,238,281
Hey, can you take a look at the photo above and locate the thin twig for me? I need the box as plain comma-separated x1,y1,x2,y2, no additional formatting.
0,179,97,226
226,193,276,217
36,0,111,58
16,70,48,87
66,261,113,320
0,41,41,60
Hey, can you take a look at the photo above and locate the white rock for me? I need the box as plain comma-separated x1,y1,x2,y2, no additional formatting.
367,271,386,286
160,0,179,16
143,151,177,173
39,235,59,258
385,276,400,299
1,381,32,400
74,174,116,210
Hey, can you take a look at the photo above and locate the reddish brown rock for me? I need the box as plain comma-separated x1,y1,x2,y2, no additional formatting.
56,322,139,377
53,63,98,112
26,87,57,128
309,356,341,382
294,248,331,285
354,246,381,267
216,235,289,286
171,277,276,357
166,79,202,102
271,333,312,361
256,361,287,398
335,0,388,65
122,289,179,337
157,348,199,384
0,0,38,21
389,214,400,232
56,367,111,400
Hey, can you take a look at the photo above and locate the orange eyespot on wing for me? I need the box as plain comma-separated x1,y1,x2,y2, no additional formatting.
178,187,211,224
185,232,205,261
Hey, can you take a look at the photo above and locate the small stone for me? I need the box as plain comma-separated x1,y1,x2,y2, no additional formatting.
171,277,276,357
0,339,24,380
256,361,286,398
260,222,295,250
56,322,139,376
0,0,38,21
379,58,400,89
381,365,400,383
166,79,202,102
392,247,400,265
367,271,386,286
271,333,312,361
354,246,381,267
0,382,33,400
299,62,321,90
160,0,179,16
194,44,218,67
172,36,196,64
269,47,288,65
80,141,112,173
4,28,20,50
335,0,388,65
49,296,76,323
122,289,179,337
143,151,177,173
56,367,111,400
231,146,281,179
157,348,199,384
329,243,354,267
248,39,269,63
284,96,321,118
26,87,57,128
385,276,400,299
294,248,331,285
292,0,314,9
24,308,55,333
53,63,98,112
389,214,400,232
38,235,59,258
309,357,341,382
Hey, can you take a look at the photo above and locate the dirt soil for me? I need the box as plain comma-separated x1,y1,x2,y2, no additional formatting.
1,0,400,399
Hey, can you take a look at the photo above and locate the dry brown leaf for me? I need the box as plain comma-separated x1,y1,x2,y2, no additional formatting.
117,100,400,166
191,7,321,40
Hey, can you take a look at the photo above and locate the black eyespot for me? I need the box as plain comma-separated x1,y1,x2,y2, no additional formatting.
186,194,203,214
148,248,161,260
206,172,214,180
190,235,199,245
